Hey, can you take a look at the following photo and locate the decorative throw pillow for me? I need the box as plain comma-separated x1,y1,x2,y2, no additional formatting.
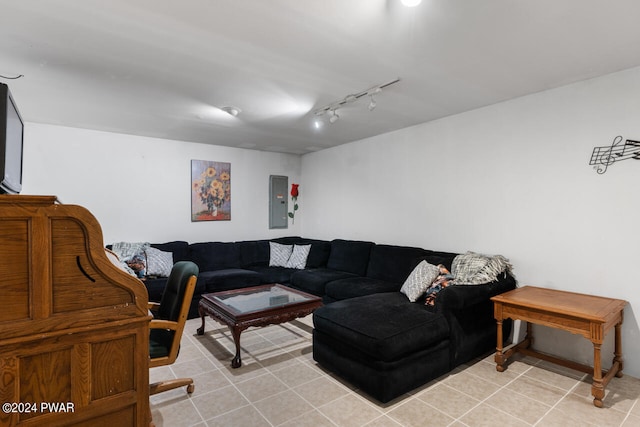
286,244,311,269
145,247,174,277
451,251,512,284
269,242,293,267
400,260,441,302
425,265,456,306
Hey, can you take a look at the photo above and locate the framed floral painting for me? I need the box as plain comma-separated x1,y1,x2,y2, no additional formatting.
191,160,231,221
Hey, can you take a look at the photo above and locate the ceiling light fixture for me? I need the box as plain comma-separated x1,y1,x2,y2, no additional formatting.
313,117,323,130
220,106,241,117
313,78,400,124
401,0,422,7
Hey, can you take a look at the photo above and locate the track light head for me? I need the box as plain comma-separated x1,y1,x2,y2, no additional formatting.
367,87,381,111
329,109,339,124
368,95,377,111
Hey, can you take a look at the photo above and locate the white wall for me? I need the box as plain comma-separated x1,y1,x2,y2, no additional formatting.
19,67,640,378
301,66,640,378
22,124,303,244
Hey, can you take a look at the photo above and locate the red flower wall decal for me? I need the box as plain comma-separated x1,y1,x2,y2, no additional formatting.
288,183,299,224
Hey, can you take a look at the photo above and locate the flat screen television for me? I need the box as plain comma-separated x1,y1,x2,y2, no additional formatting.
0,82,24,194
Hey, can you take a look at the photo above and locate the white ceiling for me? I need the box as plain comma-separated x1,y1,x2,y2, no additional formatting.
2,0,640,155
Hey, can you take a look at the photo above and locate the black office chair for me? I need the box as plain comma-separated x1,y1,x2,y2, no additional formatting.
148,261,199,395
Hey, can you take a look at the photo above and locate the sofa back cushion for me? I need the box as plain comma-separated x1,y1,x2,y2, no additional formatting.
422,251,458,271
304,240,331,268
150,241,190,262
189,242,240,271
366,244,431,283
237,240,270,267
327,239,374,276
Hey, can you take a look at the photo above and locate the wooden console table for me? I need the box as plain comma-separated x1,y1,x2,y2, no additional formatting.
491,285,627,408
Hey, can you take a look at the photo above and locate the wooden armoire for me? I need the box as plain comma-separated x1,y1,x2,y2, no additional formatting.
0,195,151,426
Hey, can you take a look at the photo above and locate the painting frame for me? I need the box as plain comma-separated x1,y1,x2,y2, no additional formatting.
191,160,231,221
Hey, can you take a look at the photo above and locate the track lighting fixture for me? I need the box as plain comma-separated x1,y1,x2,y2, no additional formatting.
312,78,400,128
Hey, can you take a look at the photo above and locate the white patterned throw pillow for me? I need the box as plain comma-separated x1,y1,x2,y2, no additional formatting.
111,241,150,261
145,247,174,277
269,242,293,267
285,244,311,269
400,260,441,302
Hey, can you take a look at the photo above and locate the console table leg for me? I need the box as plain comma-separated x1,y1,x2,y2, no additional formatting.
592,342,604,408
614,321,624,377
524,321,533,349
495,319,506,372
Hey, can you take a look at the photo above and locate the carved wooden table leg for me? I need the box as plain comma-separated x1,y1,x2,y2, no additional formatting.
197,309,206,335
230,326,243,368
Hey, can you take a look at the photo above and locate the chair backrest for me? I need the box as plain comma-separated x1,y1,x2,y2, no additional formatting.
157,261,199,321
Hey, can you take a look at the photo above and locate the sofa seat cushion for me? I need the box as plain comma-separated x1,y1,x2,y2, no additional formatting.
313,329,450,403
324,277,401,302
290,268,357,296
199,269,261,292
313,292,449,362
248,266,298,284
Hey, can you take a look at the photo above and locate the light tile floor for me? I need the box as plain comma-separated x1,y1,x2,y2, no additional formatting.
150,316,640,427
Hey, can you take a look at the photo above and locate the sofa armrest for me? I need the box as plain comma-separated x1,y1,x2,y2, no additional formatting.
434,272,517,367
435,273,517,312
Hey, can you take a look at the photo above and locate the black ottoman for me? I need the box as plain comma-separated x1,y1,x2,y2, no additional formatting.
312,292,451,403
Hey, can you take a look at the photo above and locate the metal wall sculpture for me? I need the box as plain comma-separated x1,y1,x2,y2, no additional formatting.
589,136,640,174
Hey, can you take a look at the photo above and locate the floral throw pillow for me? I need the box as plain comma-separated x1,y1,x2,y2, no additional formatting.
126,254,147,278
111,242,150,278
425,265,456,306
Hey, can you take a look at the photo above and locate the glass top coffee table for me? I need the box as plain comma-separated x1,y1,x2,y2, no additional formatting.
197,284,322,368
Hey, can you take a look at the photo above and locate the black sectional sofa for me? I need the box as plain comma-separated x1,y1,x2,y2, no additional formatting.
123,236,516,402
